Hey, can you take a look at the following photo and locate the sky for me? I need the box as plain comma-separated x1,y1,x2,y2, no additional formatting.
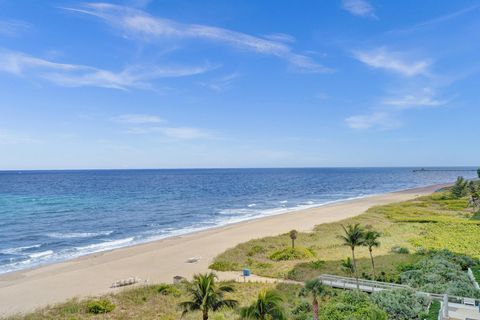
0,0,479,170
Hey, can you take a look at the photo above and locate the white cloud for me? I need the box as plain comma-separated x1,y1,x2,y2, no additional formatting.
390,4,480,34
197,72,240,92
342,0,376,18
0,19,30,37
64,3,330,73
159,127,213,140
383,88,447,109
345,112,401,130
263,33,295,43
0,49,212,90
112,114,165,124
114,114,215,140
126,126,214,140
353,48,430,76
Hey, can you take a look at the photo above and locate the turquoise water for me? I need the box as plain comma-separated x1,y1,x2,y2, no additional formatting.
0,167,476,274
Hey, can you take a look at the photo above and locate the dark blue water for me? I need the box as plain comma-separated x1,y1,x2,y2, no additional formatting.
0,167,476,274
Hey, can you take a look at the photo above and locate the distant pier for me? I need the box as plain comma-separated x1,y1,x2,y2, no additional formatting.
413,168,476,172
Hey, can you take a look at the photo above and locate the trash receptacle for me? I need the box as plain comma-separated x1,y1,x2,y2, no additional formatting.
243,269,251,277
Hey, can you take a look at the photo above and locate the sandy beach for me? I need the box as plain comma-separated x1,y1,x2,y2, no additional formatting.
0,183,446,316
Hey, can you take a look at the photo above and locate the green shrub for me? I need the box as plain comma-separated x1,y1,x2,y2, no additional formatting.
209,260,240,271
86,299,115,314
291,300,312,320
371,289,429,320
319,291,387,320
391,246,410,254
309,260,325,270
471,265,480,283
247,245,266,256
451,177,468,199
269,247,315,261
399,251,479,297
157,284,181,297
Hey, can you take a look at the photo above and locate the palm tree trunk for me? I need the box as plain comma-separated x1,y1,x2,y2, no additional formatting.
313,296,319,320
352,247,359,290
203,309,209,320
369,248,376,281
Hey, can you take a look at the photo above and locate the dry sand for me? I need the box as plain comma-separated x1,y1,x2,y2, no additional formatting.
0,183,446,316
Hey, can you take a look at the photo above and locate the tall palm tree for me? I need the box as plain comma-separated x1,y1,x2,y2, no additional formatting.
289,229,298,249
363,230,381,281
299,278,326,320
240,289,286,320
338,224,365,289
179,272,238,320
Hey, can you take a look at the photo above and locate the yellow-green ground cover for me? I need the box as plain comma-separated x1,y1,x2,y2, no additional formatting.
211,190,480,281
7,282,303,320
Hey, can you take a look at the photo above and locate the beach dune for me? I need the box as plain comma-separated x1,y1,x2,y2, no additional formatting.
0,184,445,316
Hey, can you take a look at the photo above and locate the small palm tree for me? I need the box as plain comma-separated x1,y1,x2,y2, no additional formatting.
338,223,365,289
340,257,355,277
363,230,381,281
240,289,286,320
179,272,238,320
289,229,298,249
299,278,326,320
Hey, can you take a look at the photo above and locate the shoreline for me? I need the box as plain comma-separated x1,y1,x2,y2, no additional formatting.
0,183,439,276
0,183,448,316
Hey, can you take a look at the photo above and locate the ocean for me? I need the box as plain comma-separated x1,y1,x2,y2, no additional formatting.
0,167,476,274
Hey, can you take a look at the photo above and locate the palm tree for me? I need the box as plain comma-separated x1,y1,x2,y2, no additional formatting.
289,229,298,249
338,223,365,289
179,272,238,320
240,289,286,320
340,257,355,277
363,230,381,281
299,278,326,320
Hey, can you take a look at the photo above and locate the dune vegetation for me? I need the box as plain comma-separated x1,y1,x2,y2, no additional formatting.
211,180,480,283
9,178,480,320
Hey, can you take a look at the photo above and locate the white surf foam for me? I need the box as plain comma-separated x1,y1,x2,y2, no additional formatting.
46,231,113,239
0,244,42,255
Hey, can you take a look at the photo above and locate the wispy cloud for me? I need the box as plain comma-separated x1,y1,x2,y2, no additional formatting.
342,0,376,18
159,127,213,140
126,126,215,140
390,4,480,34
353,48,430,77
382,88,448,109
0,19,30,37
197,72,240,92
345,112,401,130
0,49,212,90
111,114,165,124
114,114,216,140
63,3,331,73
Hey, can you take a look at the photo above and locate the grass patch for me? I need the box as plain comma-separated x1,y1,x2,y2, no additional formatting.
425,300,441,320
9,281,304,320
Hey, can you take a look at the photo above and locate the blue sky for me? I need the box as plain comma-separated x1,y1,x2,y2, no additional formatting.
0,0,479,169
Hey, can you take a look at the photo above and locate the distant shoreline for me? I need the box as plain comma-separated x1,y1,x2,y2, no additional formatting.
0,166,477,172
0,182,448,316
